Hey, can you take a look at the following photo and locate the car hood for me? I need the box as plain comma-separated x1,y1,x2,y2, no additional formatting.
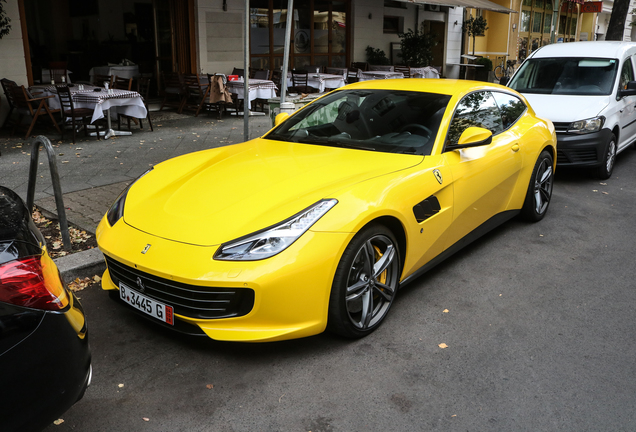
123,139,421,246
521,93,609,122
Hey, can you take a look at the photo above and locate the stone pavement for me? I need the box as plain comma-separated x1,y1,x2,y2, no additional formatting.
0,107,272,281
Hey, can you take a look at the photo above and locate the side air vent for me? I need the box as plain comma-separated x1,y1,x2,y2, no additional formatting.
413,196,441,223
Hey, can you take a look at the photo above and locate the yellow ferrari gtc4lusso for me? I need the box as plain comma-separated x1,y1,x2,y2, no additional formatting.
97,79,556,342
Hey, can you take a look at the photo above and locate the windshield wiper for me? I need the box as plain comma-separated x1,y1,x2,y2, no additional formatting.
296,135,376,151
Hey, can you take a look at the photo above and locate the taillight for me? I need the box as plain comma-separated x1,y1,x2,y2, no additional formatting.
0,254,69,311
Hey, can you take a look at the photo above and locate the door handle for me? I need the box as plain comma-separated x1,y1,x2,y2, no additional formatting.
511,144,520,152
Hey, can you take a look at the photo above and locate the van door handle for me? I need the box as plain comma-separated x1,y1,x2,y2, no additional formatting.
511,144,520,152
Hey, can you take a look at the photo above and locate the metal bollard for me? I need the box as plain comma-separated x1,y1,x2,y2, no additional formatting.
26,136,72,251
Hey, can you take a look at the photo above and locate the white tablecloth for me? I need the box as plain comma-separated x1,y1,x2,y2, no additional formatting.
307,73,346,92
227,79,277,110
39,85,146,123
89,65,140,79
358,71,404,81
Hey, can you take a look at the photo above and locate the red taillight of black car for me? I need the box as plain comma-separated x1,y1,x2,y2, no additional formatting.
0,254,69,311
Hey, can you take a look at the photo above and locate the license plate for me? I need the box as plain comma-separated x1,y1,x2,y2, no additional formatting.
119,282,174,325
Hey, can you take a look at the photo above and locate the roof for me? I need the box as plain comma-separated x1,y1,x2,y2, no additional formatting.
340,78,513,96
530,41,636,59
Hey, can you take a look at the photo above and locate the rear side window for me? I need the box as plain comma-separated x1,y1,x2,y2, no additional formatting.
447,91,503,145
619,57,634,90
509,57,618,95
492,92,527,130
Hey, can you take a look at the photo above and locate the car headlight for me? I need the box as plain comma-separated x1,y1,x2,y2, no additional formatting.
106,168,153,226
568,116,604,134
214,199,338,261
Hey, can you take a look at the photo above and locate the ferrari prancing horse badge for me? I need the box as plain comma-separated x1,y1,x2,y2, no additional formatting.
433,169,443,184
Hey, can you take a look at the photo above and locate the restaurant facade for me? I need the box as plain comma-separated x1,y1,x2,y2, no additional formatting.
0,0,614,124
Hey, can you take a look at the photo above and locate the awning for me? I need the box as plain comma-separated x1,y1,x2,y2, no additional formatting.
394,0,517,14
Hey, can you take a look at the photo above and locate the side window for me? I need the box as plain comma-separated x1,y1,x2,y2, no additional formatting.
492,92,527,130
619,57,634,90
447,91,504,145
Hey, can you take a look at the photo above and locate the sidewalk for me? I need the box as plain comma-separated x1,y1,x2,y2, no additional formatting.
0,108,273,281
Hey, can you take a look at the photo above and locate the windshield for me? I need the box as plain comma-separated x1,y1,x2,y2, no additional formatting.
509,57,618,95
265,90,452,156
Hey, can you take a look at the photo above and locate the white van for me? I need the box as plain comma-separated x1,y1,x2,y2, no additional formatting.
507,41,636,179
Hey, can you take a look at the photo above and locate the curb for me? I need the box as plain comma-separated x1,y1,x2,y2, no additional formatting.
54,248,106,284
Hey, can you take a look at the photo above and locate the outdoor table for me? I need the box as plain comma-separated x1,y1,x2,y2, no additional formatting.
447,63,483,79
285,73,346,92
89,65,140,80
37,85,147,138
358,70,404,81
368,65,394,71
226,79,277,110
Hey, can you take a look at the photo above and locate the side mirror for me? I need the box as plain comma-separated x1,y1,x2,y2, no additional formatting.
446,127,493,151
619,80,636,98
274,112,290,126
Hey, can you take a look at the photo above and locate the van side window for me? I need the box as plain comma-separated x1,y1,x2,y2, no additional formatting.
492,92,527,130
447,91,503,145
619,57,634,90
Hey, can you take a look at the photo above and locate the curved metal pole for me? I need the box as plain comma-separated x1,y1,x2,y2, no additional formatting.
27,135,71,251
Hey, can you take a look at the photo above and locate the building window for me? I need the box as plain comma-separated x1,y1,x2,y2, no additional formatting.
383,16,403,34
384,1,407,8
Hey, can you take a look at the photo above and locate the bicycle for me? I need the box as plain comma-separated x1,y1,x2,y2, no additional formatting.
494,59,516,81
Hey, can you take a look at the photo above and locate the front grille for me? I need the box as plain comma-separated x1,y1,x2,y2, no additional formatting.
105,256,254,319
552,122,571,133
557,148,598,164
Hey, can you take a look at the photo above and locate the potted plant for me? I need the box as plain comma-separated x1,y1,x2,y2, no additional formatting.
365,46,390,66
462,15,488,56
475,57,493,82
398,23,437,67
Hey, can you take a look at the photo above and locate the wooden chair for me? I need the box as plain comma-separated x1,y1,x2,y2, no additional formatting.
48,61,68,83
306,65,322,74
271,70,283,96
112,75,133,91
159,72,184,111
118,76,154,132
1,78,18,128
394,65,411,78
56,84,100,144
253,69,270,80
9,85,62,139
325,67,347,77
351,62,369,71
196,74,229,119
346,68,360,84
231,67,245,78
179,73,209,115
290,70,313,94
92,74,113,87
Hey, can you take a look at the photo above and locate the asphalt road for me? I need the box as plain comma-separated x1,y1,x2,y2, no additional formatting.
44,150,636,432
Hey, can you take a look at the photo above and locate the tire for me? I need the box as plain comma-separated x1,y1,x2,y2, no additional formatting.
494,66,504,80
327,224,401,338
596,134,617,179
520,150,554,222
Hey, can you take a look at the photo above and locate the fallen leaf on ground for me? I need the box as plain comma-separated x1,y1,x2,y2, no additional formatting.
118,383,125,388
53,419,64,425
68,277,93,292
143,417,150,422
439,343,448,349
443,309,449,313
93,275,102,282
206,384,214,389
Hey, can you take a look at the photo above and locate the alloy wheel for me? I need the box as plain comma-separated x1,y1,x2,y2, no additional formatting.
345,234,399,330
534,157,554,215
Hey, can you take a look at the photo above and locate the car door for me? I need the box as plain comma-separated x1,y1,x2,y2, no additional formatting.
616,55,636,151
442,90,524,249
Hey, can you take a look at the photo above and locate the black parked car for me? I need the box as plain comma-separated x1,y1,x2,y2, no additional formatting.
0,186,91,432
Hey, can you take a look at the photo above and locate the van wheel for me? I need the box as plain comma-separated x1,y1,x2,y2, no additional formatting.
596,134,616,180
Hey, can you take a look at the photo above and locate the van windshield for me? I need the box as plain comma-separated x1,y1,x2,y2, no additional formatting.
509,57,618,95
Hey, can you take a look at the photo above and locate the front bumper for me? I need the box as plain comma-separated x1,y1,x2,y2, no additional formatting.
555,128,612,168
97,218,353,342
